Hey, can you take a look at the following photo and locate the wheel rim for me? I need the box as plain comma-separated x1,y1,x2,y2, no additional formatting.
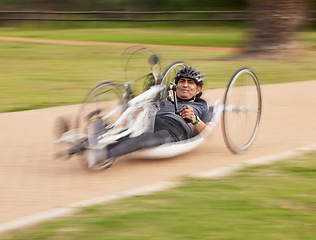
222,68,262,153
160,61,188,86
121,46,161,95
76,81,126,140
158,61,188,102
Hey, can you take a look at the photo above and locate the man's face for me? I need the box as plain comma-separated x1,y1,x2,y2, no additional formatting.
176,78,201,100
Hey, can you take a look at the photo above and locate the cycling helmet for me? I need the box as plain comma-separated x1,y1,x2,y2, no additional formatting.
174,66,204,86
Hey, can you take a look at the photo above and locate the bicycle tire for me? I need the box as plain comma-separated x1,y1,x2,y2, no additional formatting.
76,80,126,170
157,61,188,103
158,61,188,86
121,45,161,95
222,68,262,153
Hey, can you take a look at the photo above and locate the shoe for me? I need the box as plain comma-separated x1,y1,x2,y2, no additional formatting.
87,148,108,169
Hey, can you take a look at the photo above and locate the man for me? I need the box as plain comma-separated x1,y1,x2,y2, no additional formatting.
87,66,211,168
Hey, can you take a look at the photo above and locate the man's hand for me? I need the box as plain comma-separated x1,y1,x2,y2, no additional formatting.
180,105,196,123
180,105,206,133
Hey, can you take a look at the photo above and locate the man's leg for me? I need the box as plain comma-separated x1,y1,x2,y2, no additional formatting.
87,116,185,168
107,129,174,158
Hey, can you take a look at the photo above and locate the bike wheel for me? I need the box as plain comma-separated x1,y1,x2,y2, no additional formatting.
222,68,262,153
77,80,126,170
159,61,188,86
158,61,188,102
121,45,161,95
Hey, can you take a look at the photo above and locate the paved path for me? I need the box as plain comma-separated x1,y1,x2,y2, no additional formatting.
1,80,316,228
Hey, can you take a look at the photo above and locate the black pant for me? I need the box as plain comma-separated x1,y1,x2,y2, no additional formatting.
107,116,186,158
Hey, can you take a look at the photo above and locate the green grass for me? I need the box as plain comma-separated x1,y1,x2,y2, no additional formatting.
1,25,316,49
1,26,316,112
2,151,316,240
0,26,246,47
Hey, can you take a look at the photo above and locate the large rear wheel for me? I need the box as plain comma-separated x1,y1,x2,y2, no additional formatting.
222,68,262,153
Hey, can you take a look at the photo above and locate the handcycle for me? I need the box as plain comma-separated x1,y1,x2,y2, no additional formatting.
53,46,262,170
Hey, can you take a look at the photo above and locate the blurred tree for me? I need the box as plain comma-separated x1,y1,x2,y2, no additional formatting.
245,0,307,56
156,0,247,11
0,0,248,11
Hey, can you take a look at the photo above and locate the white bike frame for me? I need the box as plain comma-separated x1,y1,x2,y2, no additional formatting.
91,84,167,148
56,84,258,160
54,66,261,162
85,83,226,159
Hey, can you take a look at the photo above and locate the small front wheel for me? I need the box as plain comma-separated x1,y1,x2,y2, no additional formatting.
76,80,126,132
222,68,262,153
76,81,126,170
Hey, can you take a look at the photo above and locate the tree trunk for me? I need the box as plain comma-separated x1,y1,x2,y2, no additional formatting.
245,0,306,56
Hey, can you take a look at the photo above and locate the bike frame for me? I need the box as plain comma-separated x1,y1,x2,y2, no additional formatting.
91,84,168,148
56,83,256,154
54,64,261,167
